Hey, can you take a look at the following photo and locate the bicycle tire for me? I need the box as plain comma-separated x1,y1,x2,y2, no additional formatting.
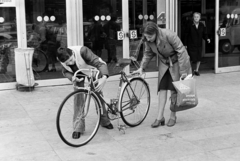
56,89,101,147
32,48,48,73
119,77,150,127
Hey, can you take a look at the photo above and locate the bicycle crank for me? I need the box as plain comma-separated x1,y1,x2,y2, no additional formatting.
118,124,127,134
129,96,140,110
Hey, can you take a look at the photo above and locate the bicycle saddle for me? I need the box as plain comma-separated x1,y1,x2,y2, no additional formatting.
116,58,132,68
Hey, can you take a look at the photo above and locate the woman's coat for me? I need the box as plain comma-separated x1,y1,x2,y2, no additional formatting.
183,21,209,62
140,28,192,90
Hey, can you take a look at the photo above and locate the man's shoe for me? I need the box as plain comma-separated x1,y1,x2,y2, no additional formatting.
72,131,81,139
194,70,200,76
103,123,114,129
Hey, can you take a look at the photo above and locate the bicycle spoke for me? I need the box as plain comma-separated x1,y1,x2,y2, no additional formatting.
121,101,131,110
120,78,150,127
56,90,101,147
138,86,146,99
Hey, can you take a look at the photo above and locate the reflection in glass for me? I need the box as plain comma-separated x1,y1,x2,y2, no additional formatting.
25,0,67,80
0,17,4,23
128,0,158,73
0,7,17,83
83,0,122,75
218,1,240,67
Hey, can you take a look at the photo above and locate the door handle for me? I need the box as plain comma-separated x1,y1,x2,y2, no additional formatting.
125,32,129,38
217,29,220,36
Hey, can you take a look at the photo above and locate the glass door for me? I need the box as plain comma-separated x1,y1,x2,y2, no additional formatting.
128,0,158,73
24,0,67,80
216,0,240,73
0,1,18,84
82,0,123,76
179,0,215,72
82,0,162,76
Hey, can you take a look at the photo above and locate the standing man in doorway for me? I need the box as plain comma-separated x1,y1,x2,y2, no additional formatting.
103,14,120,63
184,12,210,76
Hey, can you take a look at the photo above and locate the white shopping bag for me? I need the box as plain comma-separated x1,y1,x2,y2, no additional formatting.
171,75,198,112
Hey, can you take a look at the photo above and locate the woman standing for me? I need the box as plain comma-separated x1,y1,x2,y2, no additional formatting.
184,12,210,76
134,21,192,127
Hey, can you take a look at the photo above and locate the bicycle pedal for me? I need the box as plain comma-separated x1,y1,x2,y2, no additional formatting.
118,125,127,131
119,129,125,134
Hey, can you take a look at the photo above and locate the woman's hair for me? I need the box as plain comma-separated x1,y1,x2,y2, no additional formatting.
57,47,73,62
142,21,159,36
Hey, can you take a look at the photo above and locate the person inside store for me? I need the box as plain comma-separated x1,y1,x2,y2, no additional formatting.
37,14,58,72
56,45,113,139
103,14,120,63
133,21,192,127
27,24,40,48
87,18,105,57
37,18,48,50
184,12,210,76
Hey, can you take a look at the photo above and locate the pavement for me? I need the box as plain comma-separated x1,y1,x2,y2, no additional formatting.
0,71,240,161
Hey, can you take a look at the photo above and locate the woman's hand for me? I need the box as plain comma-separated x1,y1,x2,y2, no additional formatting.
95,75,107,92
132,67,143,75
180,73,187,80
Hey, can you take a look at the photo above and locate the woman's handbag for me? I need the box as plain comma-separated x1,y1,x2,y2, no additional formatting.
170,75,198,112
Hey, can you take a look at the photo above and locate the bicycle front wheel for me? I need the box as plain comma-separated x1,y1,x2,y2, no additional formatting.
56,89,101,147
32,48,48,73
119,77,150,127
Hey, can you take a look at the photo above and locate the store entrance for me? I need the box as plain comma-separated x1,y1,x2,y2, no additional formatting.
178,0,215,73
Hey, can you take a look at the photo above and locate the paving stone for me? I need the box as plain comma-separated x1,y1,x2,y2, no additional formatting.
0,72,240,160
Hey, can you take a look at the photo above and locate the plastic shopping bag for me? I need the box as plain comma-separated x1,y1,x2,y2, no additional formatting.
171,76,198,112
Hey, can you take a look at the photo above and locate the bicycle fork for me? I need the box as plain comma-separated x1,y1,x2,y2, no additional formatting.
116,77,127,134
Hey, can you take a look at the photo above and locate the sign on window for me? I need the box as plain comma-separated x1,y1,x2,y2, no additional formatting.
130,30,137,39
117,31,124,40
220,28,226,36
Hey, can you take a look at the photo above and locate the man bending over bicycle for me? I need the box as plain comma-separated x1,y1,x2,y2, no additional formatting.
57,46,113,139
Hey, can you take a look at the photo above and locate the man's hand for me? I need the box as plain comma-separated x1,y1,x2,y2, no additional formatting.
72,76,83,83
95,75,107,92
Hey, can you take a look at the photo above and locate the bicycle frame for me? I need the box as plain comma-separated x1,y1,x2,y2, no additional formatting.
98,71,141,113
73,68,144,118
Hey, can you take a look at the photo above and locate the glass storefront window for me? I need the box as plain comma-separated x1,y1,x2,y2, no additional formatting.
0,7,17,83
25,0,66,80
129,0,158,73
83,0,123,75
83,0,161,75
218,0,240,67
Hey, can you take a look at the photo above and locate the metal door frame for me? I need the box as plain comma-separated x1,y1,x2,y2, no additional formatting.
214,0,240,73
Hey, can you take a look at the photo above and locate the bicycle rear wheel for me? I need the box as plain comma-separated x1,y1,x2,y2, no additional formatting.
119,77,150,127
32,48,48,73
56,89,101,147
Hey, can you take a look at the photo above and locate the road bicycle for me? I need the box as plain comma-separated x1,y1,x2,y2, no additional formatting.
31,45,48,73
56,58,151,147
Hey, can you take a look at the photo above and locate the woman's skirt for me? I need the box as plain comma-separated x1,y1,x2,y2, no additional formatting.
158,69,175,91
